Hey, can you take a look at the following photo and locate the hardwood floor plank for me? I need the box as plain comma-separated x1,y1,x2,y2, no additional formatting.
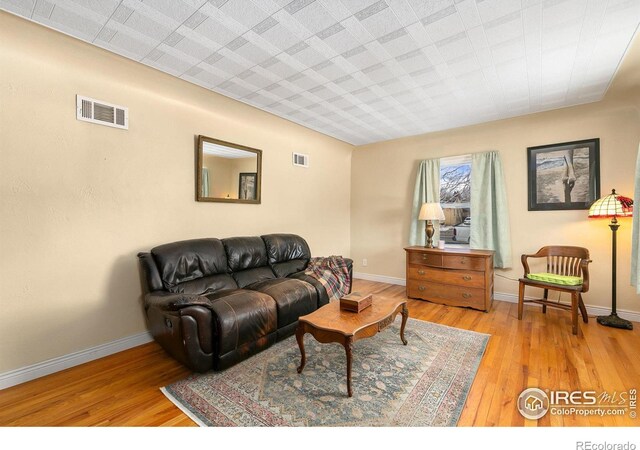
1,279,638,426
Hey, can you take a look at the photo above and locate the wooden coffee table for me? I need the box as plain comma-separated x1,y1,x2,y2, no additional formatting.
295,296,408,397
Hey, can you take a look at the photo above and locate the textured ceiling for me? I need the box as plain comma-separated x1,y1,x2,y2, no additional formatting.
2,0,639,145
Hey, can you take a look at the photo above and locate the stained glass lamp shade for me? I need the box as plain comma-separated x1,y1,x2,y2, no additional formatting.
588,189,633,219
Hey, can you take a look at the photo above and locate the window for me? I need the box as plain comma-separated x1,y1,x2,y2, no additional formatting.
440,155,471,246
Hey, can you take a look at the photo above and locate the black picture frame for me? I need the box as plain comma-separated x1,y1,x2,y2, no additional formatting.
527,138,600,211
238,173,257,200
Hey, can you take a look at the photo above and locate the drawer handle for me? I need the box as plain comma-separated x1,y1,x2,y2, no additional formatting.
418,286,426,292
422,254,428,259
462,293,472,299
460,258,467,264
418,270,425,275
463,275,472,281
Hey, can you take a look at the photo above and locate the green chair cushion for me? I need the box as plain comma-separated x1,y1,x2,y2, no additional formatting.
526,273,583,286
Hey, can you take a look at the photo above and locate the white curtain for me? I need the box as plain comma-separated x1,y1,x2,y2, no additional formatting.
470,151,512,268
631,143,640,293
409,159,440,246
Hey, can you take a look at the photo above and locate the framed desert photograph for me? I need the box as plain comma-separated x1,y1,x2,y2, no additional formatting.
527,138,600,211
238,172,257,200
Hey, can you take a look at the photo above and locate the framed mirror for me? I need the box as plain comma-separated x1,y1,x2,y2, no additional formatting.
196,135,262,204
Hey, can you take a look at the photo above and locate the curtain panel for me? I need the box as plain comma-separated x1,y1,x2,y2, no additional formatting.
632,143,640,293
470,151,512,268
201,167,210,197
409,159,441,246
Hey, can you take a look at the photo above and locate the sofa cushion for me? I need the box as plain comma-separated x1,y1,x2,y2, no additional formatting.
151,238,229,289
271,259,308,278
168,273,238,295
261,234,310,277
232,267,275,289
222,236,269,271
261,234,311,262
288,272,330,308
222,236,275,287
204,289,277,356
247,278,317,328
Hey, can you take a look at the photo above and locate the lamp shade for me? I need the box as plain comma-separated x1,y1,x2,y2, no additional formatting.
419,202,445,221
588,189,633,218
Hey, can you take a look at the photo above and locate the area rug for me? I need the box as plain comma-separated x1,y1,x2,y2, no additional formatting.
161,318,489,427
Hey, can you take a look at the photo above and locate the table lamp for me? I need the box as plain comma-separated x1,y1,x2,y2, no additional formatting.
588,189,634,330
419,202,445,248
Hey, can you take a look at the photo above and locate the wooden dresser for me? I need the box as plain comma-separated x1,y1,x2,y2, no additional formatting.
404,246,494,312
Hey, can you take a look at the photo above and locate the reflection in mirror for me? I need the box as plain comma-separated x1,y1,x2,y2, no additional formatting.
196,135,262,203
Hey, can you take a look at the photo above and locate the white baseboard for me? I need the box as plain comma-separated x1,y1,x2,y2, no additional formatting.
0,331,154,390
353,272,640,323
353,271,406,286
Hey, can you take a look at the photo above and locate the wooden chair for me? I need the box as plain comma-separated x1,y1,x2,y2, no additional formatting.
517,246,591,335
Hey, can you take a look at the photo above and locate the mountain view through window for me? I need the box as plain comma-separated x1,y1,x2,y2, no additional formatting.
439,155,471,246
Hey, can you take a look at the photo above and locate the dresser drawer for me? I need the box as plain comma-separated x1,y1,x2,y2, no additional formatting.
407,280,486,310
408,252,443,267
443,255,485,272
407,265,485,289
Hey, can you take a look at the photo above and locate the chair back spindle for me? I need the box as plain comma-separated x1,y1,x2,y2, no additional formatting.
546,255,582,276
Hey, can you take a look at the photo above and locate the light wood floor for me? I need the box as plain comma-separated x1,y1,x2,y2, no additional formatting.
1,279,639,426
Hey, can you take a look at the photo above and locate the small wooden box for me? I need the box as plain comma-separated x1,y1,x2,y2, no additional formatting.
340,292,372,312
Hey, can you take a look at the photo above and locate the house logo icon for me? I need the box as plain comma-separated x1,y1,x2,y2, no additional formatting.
518,388,550,420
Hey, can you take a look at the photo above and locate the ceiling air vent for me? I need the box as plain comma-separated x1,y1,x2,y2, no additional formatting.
293,152,309,168
76,95,128,130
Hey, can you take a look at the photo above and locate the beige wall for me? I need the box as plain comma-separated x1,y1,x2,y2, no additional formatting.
351,37,640,315
0,13,352,373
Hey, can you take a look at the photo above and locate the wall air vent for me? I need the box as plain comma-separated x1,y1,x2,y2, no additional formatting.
76,95,128,130
293,152,309,168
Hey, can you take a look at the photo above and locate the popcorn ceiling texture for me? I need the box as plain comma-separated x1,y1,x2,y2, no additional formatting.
2,0,638,145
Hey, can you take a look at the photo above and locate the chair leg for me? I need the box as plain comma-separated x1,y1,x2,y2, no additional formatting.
518,282,525,320
542,289,548,314
578,293,588,323
571,292,578,335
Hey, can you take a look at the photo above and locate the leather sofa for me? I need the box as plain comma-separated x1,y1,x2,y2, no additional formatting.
137,234,352,372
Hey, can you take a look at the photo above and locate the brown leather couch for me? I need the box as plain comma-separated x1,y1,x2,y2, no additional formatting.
137,234,352,372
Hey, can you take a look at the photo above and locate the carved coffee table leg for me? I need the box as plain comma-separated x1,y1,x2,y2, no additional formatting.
400,303,408,345
344,337,353,397
296,324,306,374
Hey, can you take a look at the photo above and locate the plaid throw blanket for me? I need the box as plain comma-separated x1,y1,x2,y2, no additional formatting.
304,256,351,301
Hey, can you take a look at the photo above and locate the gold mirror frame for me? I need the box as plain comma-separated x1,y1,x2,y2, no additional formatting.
196,135,262,204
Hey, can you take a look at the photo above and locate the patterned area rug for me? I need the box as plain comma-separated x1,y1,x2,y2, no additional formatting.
162,318,489,427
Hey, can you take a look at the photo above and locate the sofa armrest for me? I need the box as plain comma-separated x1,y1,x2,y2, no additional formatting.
145,291,215,372
144,290,213,312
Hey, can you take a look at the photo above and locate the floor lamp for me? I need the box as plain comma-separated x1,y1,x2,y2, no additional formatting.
588,189,634,330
